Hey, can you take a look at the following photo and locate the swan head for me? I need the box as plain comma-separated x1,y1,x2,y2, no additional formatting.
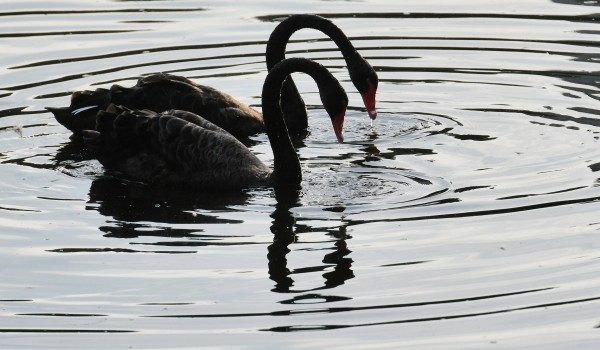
361,78,378,120
331,109,346,143
321,86,348,143
349,56,378,120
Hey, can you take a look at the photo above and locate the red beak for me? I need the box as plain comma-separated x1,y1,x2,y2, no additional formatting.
361,81,378,120
332,110,345,143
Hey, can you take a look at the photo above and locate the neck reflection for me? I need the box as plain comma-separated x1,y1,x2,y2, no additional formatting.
268,187,354,294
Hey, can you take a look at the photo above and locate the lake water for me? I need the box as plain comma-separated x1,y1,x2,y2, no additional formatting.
1,0,600,348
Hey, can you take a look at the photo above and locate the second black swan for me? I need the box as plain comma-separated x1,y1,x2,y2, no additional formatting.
48,14,377,142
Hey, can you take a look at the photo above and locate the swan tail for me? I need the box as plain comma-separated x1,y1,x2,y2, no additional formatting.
49,88,110,134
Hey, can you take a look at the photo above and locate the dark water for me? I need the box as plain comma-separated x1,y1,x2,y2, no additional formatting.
1,0,600,348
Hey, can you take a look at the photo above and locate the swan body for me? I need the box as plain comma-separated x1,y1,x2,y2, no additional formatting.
83,58,348,190
84,105,270,190
48,73,263,140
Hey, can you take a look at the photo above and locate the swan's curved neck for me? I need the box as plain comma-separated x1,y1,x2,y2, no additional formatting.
266,14,359,70
262,58,341,187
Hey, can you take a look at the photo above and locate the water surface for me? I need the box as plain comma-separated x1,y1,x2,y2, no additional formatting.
1,0,600,348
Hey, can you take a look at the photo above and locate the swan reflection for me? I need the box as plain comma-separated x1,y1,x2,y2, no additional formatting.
269,187,354,294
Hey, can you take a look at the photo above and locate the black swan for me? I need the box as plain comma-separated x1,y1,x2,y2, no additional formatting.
48,14,376,142
82,58,349,190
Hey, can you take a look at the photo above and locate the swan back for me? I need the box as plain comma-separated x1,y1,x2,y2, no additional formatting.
110,73,265,138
